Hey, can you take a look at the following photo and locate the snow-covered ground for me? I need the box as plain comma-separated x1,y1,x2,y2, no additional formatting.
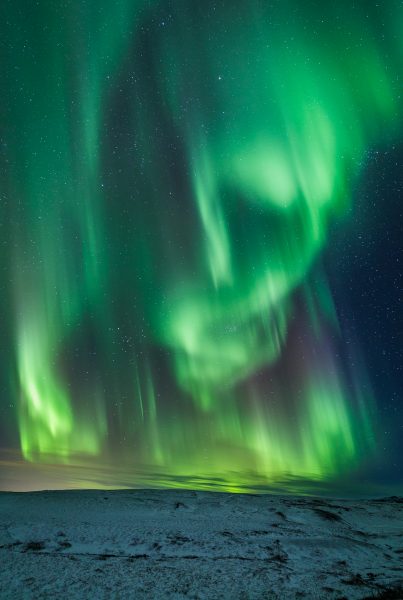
0,489,402,599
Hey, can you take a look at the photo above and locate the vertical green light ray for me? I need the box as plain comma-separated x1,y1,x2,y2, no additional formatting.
4,0,151,461
192,144,233,287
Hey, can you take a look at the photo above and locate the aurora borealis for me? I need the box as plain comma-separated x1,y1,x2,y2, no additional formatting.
0,0,402,493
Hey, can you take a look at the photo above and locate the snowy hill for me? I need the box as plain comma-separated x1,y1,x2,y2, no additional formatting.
0,490,402,599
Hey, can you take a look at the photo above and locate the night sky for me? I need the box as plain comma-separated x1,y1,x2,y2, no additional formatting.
0,0,402,494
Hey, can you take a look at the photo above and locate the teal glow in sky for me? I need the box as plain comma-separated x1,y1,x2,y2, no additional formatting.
0,0,402,493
